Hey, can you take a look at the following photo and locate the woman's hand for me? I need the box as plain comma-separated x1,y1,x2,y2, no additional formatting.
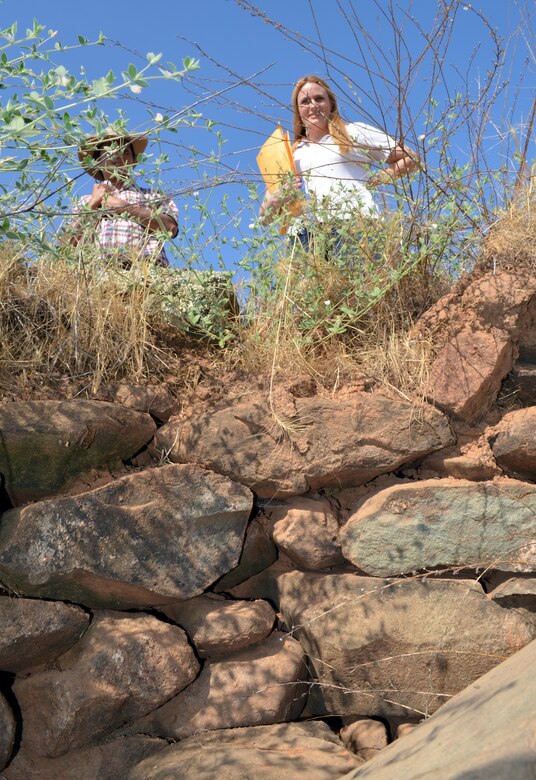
259,175,303,224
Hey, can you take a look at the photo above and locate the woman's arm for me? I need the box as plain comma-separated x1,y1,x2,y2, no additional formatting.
259,176,303,225
368,144,419,186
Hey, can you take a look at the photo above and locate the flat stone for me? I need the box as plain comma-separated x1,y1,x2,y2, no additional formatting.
0,596,89,673
121,632,308,740
0,464,252,609
0,400,156,505
13,612,199,758
160,595,276,657
340,478,536,577
340,639,536,779
155,394,454,498
125,722,360,780
279,572,534,719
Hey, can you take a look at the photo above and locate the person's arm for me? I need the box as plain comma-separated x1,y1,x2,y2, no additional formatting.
259,176,303,225
103,191,178,238
368,144,419,187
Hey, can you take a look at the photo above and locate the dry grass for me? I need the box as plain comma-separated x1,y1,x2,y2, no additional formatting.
481,183,536,269
3,189,533,402
0,243,184,395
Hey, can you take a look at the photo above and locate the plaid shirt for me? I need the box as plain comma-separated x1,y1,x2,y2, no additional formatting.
71,182,178,266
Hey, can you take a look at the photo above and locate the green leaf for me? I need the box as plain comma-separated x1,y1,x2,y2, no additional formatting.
77,34,88,45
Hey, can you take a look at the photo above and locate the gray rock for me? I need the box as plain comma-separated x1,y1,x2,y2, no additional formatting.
1,736,167,780
340,478,536,577
0,400,156,505
155,394,454,498
0,464,253,609
0,596,89,673
125,722,360,780
279,572,534,719
0,691,16,771
160,595,276,657
340,638,536,779
121,632,308,740
12,612,199,758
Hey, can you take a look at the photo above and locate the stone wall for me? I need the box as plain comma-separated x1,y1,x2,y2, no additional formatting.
0,264,535,779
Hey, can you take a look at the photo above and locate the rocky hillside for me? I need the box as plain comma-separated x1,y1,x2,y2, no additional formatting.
0,262,535,779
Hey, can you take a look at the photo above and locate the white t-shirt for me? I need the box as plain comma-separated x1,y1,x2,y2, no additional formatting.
292,122,396,224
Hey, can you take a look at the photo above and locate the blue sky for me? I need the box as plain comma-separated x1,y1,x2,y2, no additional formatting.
1,0,534,269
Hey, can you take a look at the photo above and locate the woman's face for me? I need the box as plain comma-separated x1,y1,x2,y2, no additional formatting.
297,81,333,137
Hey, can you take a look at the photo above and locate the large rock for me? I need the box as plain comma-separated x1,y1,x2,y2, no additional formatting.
121,632,308,740
155,394,454,498
126,722,360,780
489,407,536,480
0,464,253,609
426,326,513,423
279,572,534,719
340,478,536,576
160,595,276,657
0,692,16,771
0,597,89,673
340,638,536,779
415,268,536,422
261,497,344,570
0,400,156,505
1,736,166,780
12,612,199,758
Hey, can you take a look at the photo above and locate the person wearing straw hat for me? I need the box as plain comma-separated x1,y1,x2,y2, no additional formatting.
63,128,178,267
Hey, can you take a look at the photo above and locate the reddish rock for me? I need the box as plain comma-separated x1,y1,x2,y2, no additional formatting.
340,638,536,779
279,572,534,719
125,722,360,780
0,597,89,674
1,736,166,780
112,384,177,422
489,407,536,481
0,400,156,505
427,326,513,422
13,612,199,757
415,268,536,423
261,497,344,570
339,719,388,761
0,464,252,609
160,595,276,657
121,632,308,740
155,394,453,498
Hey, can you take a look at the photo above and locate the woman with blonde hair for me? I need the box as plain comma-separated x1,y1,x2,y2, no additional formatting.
259,75,417,252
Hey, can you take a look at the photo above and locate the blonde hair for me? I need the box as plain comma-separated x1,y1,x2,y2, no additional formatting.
291,75,353,154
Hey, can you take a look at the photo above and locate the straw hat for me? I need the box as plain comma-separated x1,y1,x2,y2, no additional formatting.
78,128,148,180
